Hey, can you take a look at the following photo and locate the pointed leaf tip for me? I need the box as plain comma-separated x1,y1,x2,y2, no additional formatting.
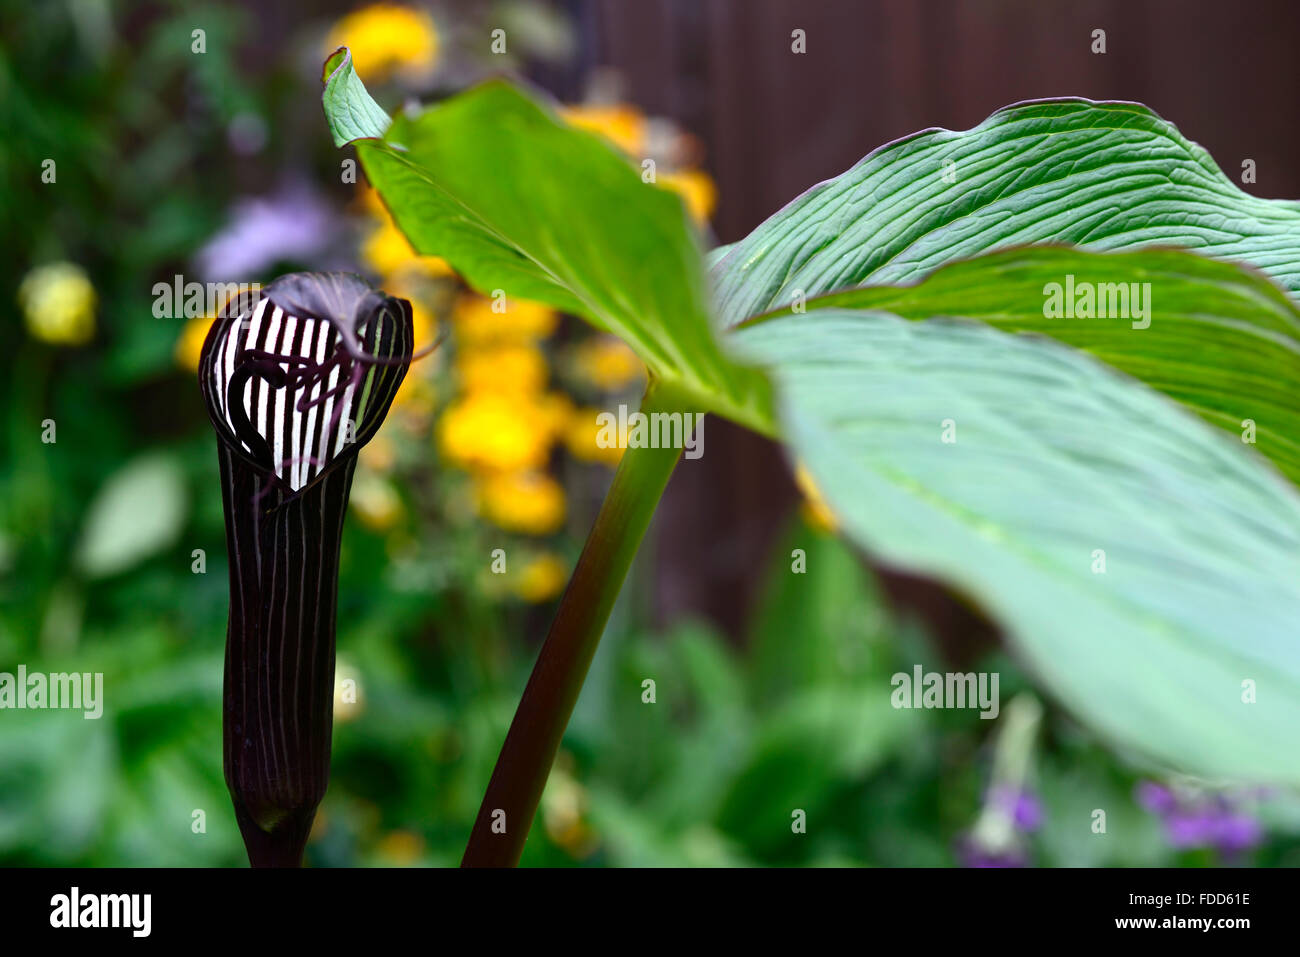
322,46,391,147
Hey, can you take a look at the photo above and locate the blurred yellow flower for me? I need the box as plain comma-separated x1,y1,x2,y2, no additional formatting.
452,294,558,344
560,104,647,156
175,314,214,370
350,473,404,532
19,262,96,346
570,336,644,391
537,391,575,440
438,392,554,472
794,463,838,533
513,552,569,603
478,471,566,535
457,343,548,395
326,4,438,82
541,759,598,856
361,215,453,279
564,406,625,467
659,168,718,223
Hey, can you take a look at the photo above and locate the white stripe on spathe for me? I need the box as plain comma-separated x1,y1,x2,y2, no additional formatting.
259,306,283,446
206,296,406,494
272,309,293,483
239,298,266,446
332,368,357,457
298,319,320,489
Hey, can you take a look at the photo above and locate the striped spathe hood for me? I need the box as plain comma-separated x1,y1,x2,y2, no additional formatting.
199,271,412,498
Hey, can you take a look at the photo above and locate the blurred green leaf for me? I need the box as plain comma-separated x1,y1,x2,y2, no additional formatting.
757,247,1300,484
716,687,907,859
75,453,187,578
738,307,1300,784
749,520,890,704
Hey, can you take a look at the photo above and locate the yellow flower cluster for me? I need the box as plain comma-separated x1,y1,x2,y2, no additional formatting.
325,3,439,83
433,292,574,601
19,263,96,346
437,294,569,520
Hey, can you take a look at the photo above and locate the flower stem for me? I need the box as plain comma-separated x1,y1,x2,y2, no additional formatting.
461,380,688,867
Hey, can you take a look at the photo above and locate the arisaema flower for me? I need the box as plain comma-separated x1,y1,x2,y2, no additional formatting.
197,272,413,866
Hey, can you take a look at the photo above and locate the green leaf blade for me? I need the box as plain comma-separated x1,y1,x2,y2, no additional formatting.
737,308,1300,784
750,246,1300,484
714,98,1300,325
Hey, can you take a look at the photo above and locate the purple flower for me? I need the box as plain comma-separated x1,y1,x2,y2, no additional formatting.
956,837,1028,868
196,182,334,280
1212,812,1263,854
1135,781,1263,858
957,786,1042,867
1136,780,1178,815
989,785,1043,832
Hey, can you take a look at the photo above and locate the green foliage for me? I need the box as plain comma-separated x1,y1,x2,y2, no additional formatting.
756,246,1300,483
737,309,1300,783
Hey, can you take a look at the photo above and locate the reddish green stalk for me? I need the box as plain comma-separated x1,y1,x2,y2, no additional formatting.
462,381,687,866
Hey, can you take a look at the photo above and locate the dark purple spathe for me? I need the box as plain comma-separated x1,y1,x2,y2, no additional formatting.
198,272,413,866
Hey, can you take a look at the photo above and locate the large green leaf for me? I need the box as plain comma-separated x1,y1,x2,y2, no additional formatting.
736,308,1300,784
713,98,1300,325
322,49,771,433
751,246,1300,484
